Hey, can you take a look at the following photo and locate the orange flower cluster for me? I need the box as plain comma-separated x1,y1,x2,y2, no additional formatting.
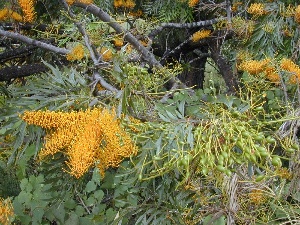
265,66,280,83
276,167,292,180
66,0,93,5
238,59,270,75
113,38,124,47
232,2,242,13
66,44,85,61
191,30,211,42
247,3,266,17
248,189,266,205
281,58,300,84
295,5,300,24
18,0,36,23
21,108,137,178
128,10,143,17
0,198,14,225
114,0,135,9
188,0,200,8
100,47,113,61
0,8,23,22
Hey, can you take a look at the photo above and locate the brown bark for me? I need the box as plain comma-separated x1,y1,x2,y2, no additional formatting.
0,63,48,81
208,38,239,93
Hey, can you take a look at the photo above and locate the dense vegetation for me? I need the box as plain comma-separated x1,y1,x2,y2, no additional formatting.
1,0,300,224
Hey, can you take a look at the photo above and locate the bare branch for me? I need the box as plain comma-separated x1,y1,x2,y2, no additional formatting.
0,28,69,55
93,72,119,93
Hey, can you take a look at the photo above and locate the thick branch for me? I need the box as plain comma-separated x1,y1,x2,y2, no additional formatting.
0,63,48,81
0,45,37,63
149,18,221,38
209,37,238,94
0,28,69,55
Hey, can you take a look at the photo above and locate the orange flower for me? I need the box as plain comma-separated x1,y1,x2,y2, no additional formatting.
123,0,135,8
66,44,85,61
238,59,270,75
113,0,135,8
295,5,300,23
0,8,9,21
280,58,300,84
18,0,36,23
188,0,199,8
10,11,23,22
21,108,137,178
100,47,113,61
191,30,211,42
113,0,123,8
78,0,93,4
113,38,124,47
248,189,266,205
247,3,266,17
0,198,14,225
265,66,280,83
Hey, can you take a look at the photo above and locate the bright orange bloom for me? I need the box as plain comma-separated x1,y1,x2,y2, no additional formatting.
191,30,211,42
295,5,300,23
66,44,85,61
265,66,280,83
0,198,14,225
188,0,199,8
100,47,113,61
21,108,137,178
247,3,266,17
238,59,270,75
281,58,300,84
18,0,36,23
0,8,9,21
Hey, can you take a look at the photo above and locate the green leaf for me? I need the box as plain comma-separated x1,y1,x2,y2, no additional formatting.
106,208,117,222
94,190,104,202
91,168,101,185
52,203,66,223
85,181,97,193
65,213,79,225
64,198,77,210
157,112,171,122
85,196,96,206
203,214,226,225
75,205,85,217
17,191,32,205
25,144,36,157
32,208,44,224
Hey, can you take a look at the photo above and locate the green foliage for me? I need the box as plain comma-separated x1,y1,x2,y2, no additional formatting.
142,0,194,22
